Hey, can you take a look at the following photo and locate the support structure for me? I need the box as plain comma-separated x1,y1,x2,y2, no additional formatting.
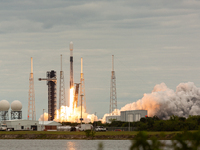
59,55,66,108
28,57,36,120
39,70,57,121
80,57,86,111
11,111,22,120
109,55,117,115
59,55,66,119
0,111,9,121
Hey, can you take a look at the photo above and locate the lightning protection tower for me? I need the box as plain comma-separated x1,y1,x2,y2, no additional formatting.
59,55,66,120
110,55,117,115
80,57,86,111
28,57,36,120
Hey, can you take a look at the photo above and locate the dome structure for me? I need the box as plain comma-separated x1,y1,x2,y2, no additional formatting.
11,100,22,111
0,100,10,111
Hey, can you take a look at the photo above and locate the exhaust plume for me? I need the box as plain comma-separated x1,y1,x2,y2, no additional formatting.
102,82,200,122
121,82,200,119
39,112,48,121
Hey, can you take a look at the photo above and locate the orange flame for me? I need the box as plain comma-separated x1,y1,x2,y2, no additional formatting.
52,87,98,123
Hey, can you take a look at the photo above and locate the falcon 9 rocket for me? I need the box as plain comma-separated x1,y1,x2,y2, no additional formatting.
69,42,74,89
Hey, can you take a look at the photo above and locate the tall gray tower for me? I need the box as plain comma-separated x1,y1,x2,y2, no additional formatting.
59,55,66,119
80,57,86,111
109,55,117,115
28,57,36,120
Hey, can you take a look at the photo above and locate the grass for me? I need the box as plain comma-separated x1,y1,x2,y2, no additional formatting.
0,130,186,135
0,130,196,139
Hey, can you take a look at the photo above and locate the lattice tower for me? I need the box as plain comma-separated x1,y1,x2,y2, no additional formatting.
110,55,117,115
80,57,86,111
28,57,36,120
59,55,66,121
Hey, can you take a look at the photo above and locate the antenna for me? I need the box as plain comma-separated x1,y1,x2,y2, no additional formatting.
81,57,83,74
31,57,33,74
112,55,114,71
61,54,62,71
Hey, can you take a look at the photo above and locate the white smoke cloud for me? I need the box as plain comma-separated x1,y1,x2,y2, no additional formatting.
38,112,48,121
39,82,200,122
101,109,120,123
103,82,200,120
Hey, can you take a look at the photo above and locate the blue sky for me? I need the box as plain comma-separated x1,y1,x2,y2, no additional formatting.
0,0,200,119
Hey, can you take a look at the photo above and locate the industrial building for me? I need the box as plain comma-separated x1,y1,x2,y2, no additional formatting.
105,110,147,123
1,120,42,131
106,115,121,123
120,110,147,122
1,120,62,131
39,121,62,131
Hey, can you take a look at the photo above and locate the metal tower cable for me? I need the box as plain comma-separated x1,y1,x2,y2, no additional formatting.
110,55,117,115
28,57,36,120
59,55,66,121
80,57,86,112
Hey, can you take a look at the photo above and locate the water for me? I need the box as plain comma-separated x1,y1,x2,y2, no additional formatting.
0,140,132,150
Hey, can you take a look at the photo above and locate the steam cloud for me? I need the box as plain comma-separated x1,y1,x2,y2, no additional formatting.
39,112,48,121
39,82,200,122
120,82,200,119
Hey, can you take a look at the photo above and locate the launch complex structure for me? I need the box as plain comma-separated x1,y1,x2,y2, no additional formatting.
27,42,118,122
28,43,118,122
27,57,36,120
110,55,117,115
70,42,86,116
39,71,57,121
37,42,86,121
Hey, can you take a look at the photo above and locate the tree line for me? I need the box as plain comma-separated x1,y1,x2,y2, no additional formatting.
61,115,200,131
100,115,200,131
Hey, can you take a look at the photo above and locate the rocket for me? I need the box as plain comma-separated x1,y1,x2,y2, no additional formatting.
69,41,74,88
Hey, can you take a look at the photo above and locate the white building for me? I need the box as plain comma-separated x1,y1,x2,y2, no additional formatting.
120,110,147,122
105,110,148,123
1,120,42,131
106,115,121,123
39,121,62,131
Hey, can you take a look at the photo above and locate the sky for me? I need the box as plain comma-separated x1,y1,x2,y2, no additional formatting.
0,0,200,120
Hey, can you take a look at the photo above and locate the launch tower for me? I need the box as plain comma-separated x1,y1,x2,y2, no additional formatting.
39,70,57,121
109,55,117,115
59,55,66,120
80,57,86,111
27,57,36,120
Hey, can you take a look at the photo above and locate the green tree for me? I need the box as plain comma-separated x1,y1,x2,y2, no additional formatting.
130,131,163,150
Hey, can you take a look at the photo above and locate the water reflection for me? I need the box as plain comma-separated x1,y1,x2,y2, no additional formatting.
0,140,132,150
66,141,76,150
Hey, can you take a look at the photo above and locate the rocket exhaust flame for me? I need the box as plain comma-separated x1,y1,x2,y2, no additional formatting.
38,86,97,123
70,88,74,113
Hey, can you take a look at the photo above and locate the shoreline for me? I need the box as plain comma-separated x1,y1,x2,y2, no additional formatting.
0,133,176,140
